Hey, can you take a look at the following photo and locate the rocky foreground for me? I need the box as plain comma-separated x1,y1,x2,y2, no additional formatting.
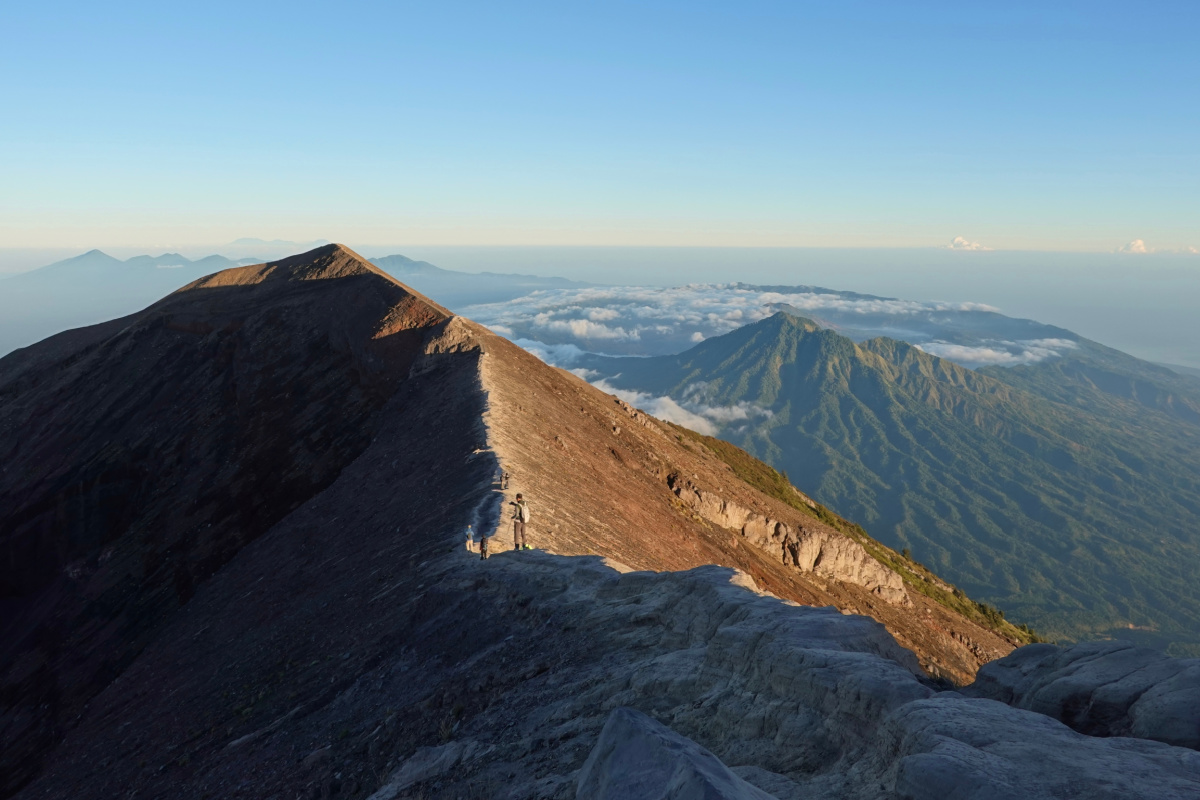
2,245,1199,799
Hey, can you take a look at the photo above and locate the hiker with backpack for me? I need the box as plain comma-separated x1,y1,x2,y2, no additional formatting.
478,525,490,560
510,494,531,550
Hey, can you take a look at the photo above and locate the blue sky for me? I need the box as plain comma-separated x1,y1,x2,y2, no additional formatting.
1,1,1197,251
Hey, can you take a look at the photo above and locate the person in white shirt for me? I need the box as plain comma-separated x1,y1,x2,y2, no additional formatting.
509,494,530,550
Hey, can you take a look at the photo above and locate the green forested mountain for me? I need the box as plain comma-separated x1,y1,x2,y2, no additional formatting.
582,312,1200,653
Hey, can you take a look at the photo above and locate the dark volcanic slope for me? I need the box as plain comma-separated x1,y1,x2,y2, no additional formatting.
0,245,448,795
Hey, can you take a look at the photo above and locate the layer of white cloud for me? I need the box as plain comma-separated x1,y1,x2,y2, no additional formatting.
946,236,993,251
916,338,1078,366
464,285,1004,355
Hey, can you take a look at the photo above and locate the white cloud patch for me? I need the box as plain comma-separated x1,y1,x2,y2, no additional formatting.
592,380,719,435
539,317,638,340
585,379,773,437
679,382,773,423
1187,246,1199,255
917,337,1078,366
1117,239,1152,254
511,338,589,365
946,236,993,251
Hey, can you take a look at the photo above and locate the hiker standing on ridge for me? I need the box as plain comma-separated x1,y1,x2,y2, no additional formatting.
510,494,531,550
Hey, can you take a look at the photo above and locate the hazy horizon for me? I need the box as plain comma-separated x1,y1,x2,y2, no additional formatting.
4,243,1198,370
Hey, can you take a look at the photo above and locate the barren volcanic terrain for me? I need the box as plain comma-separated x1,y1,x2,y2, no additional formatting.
2,246,1197,799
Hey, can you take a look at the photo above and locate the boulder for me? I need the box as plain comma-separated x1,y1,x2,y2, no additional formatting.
882,695,1200,800
576,707,778,800
967,640,1200,750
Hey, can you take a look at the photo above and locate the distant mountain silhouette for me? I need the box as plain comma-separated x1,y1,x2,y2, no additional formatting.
370,253,589,306
0,250,261,355
582,312,1200,652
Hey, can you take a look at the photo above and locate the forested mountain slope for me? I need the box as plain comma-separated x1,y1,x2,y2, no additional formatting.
582,312,1200,652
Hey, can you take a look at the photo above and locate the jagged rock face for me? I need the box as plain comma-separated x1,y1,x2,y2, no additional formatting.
667,474,909,605
0,245,448,796
967,640,1200,750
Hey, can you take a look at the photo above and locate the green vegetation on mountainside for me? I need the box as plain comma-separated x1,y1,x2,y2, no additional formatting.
586,313,1200,654
668,421,1043,645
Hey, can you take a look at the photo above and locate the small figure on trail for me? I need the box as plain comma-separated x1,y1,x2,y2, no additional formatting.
501,471,510,489
510,493,531,550
466,524,475,552
479,527,490,560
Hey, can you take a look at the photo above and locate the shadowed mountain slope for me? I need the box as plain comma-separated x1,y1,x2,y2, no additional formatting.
581,312,1200,651
7,247,1195,800
0,245,451,794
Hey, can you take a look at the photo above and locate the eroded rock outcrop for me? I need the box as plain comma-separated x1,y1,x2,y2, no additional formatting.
668,474,910,605
967,640,1200,750
576,707,777,800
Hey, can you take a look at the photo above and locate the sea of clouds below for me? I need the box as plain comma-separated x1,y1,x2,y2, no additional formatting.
465,284,1081,370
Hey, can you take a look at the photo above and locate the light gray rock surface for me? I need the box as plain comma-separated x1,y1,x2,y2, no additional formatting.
966,640,1200,750
576,707,778,800
391,552,1200,799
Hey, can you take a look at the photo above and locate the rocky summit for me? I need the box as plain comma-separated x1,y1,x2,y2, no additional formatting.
2,245,1198,799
